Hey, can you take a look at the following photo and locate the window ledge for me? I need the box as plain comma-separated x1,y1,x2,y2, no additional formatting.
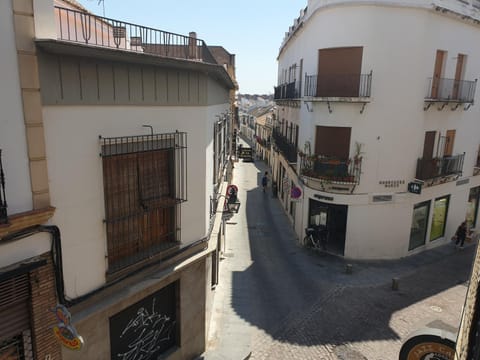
0,206,56,239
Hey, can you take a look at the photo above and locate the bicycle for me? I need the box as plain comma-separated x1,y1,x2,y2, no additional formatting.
304,227,328,250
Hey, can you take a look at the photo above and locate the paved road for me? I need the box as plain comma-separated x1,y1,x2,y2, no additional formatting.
202,146,474,360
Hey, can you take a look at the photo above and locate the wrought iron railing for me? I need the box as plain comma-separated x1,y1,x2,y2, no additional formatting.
425,77,477,102
416,153,465,181
256,136,270,148
0,150,7,224
304,72,372,98
274,81,300,100
300,155,362,185
54,6,217,64
272,129,297,163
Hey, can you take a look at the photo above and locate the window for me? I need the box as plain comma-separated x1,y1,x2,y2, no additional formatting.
468,187,480,228
101,133,187,273
409,201,430,250
430,195,450,241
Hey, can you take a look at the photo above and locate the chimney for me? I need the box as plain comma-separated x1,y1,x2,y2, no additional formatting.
188,32,197,59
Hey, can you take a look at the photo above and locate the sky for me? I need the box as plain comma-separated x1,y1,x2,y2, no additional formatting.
76,0,306,95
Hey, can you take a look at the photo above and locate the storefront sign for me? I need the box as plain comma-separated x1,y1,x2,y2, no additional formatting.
52,304,84,350
399,328,455,360
314,194,334,202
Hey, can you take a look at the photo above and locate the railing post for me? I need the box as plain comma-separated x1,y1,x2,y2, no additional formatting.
0,149,8,224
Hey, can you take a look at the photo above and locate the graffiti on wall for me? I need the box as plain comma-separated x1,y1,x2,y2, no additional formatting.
110,282,178,360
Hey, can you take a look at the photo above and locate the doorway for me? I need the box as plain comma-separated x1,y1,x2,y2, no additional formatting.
308,199,347,256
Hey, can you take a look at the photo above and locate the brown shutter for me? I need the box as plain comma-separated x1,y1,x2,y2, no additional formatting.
0,274,30,341
315,126,352,160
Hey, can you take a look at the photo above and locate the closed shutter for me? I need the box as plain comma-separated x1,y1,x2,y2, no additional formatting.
0,274,30,341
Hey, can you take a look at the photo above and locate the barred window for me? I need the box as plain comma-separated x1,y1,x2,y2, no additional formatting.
101,133,187,273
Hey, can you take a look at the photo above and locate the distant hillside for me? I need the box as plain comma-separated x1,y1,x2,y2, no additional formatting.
238,94,273,101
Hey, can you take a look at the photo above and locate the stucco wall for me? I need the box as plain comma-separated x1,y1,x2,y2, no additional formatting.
43,103,228,296
0,0,34,214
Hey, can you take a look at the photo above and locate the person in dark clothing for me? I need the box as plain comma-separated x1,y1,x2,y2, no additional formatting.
455,221,468,249
261,171,268,193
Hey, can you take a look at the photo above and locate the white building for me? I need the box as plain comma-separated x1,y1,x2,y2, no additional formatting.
0,0,235,358
273,0,480,259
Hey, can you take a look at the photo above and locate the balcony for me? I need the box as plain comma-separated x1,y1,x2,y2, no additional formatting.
424,77,477,110
54,6,217,64
304,72,372,98
272,129,297,163
0,150,7,224
416,153,465,181
274,81,300,100
300,155,362,186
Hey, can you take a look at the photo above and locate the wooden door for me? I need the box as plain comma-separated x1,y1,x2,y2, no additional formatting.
453,54,465,99
431,50,446,99
423,131,436,159
444,130,456,157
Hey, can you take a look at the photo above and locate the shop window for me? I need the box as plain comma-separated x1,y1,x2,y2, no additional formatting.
468,187,480,228
430,195,450,241
409,201,430,250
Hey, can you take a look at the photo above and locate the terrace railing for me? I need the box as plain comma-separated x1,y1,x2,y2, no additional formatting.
54,6,217,64
425,77,477,103
416,153,465,181
301,155,362,185
304,72,372,98
272,129,297,163
274,81,300,100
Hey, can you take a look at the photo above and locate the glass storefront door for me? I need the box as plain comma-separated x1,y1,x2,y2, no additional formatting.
409,201,430,250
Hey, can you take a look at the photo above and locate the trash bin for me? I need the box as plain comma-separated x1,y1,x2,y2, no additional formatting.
272,181,278,198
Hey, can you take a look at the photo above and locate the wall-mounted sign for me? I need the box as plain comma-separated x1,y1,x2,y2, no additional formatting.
408,182,422,195
313,194,334,202
291,186,302,199
399,328,456,360
52,304,84,351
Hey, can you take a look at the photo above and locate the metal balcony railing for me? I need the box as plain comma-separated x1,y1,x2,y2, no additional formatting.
304,72,372,98
272,129,297,163
54,6,217,64
425,77,477,103
0,150,7,224
300,155,362,185
274,81,300,100
416,153,465,181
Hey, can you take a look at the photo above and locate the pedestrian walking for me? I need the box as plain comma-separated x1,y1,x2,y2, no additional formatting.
454,221,468,249
261,171,268,193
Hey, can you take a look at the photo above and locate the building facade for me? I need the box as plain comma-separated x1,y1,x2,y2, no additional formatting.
1,0,236,358
274,0,480,259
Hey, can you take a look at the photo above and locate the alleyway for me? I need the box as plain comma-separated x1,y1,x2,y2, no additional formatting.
202,144,474,360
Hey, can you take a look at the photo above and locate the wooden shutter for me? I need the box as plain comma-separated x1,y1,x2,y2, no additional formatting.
0,274,30,341
315,126,352,160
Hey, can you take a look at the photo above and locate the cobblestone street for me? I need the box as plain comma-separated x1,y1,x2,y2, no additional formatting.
203,149,474,360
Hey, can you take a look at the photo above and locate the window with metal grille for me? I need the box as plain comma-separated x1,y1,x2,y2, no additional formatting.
101,133,187,273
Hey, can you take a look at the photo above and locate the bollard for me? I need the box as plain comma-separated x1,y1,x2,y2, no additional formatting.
392,277,399,291
345,264,353,274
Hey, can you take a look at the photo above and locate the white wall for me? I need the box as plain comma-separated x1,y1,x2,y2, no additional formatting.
0,0,33,214
43,104,228,296
278,2,480,259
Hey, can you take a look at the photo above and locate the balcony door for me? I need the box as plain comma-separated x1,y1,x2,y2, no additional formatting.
317,47,363,97
453,54,465,100
444,130,456,157
423,131,436,159
431,50,446,99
